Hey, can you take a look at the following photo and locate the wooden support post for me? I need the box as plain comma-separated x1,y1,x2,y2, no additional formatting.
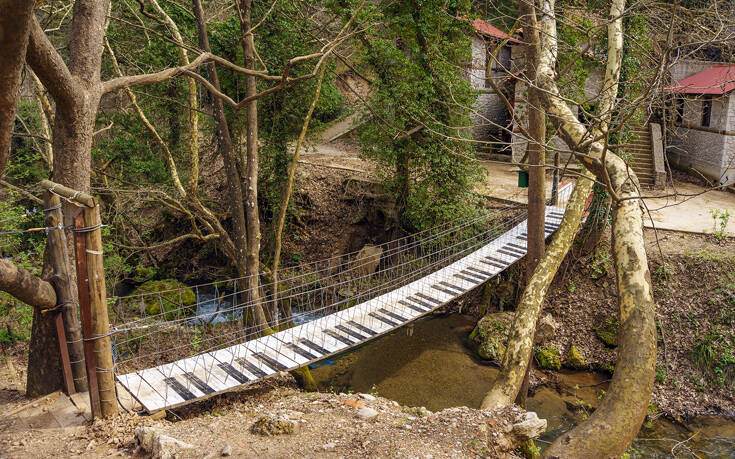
52,311,75,394
43,191,88,393
39,179,97,207
74,211,101,419
83,204,117,418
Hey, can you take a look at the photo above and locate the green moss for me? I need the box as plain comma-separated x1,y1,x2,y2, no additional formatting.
566,346,586,369
129,279,196,318
535,346,562,370
469,312,513,364
291,366,317,392
518,439,541,459
595,317,619,347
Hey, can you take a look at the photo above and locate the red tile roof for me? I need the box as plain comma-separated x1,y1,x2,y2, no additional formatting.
472,18,520,44
666,65,735,95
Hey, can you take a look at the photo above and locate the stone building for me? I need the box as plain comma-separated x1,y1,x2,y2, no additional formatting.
666,62,735,185
467,19,519,155
465,18,666,187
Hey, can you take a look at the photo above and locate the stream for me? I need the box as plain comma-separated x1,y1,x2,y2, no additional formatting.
310,314,735,457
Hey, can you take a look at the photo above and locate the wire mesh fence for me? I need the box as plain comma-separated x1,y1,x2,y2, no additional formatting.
110,184,572,380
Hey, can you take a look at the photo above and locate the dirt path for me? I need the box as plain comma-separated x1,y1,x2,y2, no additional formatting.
0,371,541,458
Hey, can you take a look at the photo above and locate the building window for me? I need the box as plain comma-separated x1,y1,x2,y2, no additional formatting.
701,95,712,127
675,97,684,123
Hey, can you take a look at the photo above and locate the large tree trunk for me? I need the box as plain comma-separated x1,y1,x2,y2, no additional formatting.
518,0,546,408
193,0,269,333
534,0,656,455
481,171,594,409
0,0,35,175
237,0,266,327
25,0,111,397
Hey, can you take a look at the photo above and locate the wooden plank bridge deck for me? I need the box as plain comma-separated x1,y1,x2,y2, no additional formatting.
117,202,568,413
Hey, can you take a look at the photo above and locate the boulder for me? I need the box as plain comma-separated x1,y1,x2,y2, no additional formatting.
469,312,514,364
127,279,196,318
510,411,547,443
135,427,193,459
354,245,383,277
534,314,559,344
534,346,561,370
565,346,586,369
250,415,298,435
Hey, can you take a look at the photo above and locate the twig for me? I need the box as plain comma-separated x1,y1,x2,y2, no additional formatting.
0,180,44,205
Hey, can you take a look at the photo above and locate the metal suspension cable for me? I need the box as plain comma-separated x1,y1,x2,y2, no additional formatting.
108,204,520,303
0,204,61,225
112,208,526,330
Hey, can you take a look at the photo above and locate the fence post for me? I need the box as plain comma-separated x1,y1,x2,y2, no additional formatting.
40,179,116,417
74,211,101,419
82,204,117,418
43,191,88,393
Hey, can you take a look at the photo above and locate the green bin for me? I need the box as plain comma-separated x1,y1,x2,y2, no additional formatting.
517,170,529,188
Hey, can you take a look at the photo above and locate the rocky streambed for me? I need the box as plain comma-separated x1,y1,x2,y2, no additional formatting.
311,313,735,457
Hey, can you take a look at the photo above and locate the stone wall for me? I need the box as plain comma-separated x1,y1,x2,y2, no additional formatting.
469,35,513,149
722,94,735,184
667,87,735,185
509,49,602,164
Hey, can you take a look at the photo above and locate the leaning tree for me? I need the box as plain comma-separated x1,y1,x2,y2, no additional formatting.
477,0,667,454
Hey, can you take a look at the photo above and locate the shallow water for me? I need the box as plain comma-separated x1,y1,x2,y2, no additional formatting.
189,293,239,325
311,314,735,457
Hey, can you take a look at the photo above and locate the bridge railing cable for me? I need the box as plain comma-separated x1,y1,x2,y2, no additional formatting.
110,184,573,377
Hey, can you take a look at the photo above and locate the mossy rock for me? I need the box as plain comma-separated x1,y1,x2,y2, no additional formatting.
469,312,513,364
518,439,541,459
291,366,317,392
595,317,619,347
566,346,586,369
130,279,197,318
535,346,562,370
250,415,296,435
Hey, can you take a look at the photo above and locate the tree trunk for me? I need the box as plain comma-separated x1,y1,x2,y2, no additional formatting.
0,0,35,175
272,64,328,327
237,0,266,328
25,0,111,398
518,0,546,408
533,0,657,454
481,171,594,409
27,234,66,397
193,0,269,333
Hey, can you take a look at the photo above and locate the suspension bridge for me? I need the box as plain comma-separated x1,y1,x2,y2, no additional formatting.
112,184,572,413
